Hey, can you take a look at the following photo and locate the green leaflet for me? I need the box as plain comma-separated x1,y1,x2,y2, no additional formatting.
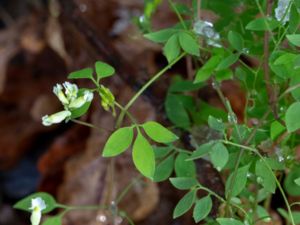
102,127,134,157
173,190,196,218
132,132,155,179
142,121,178,143
193,195,212,222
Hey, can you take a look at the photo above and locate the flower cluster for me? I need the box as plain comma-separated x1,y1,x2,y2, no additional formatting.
275,0,291,24
42,82,93,126
193,20,221,47
29,197,46,225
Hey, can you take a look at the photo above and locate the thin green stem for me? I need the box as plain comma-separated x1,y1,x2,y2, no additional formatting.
290,202,300,207
197,185,225,203
58,204,107,211
238,59,257,76
279,83,300,100
115,52,186,128
115,176,141,204
71,119,111,132
115,102,138,125
121,212,135,225
173,147,192,155
168,0,188,30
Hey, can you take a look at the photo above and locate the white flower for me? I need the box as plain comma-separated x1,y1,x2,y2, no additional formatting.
275,0,291,24
53,84,69,105
193,20,221,47
68,90,93,109
63,81,78,101
29,197,46,225
42,110,71,126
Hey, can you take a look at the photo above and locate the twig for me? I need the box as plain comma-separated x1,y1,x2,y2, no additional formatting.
263,0,285,126
264,0,278,120
197,0,201,20
186,56,193,80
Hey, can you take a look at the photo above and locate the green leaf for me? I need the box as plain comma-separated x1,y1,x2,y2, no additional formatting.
295,177,300,186
193,195,212,223
42,215,62,225
290,69,300,101
142,121,178,143
163,34,181,63
284,167,300,196
210,143,229,171
215,68,233,82
102,127,134,157
228,31,244,51
270,120,286,140
70,103,92,120
285,102,300,132
178,32,200,56
169,80,204,92
217,218,244,225
14,192,57,213
225,164,249,197
216,54,239,71
165,94,191,128
255,160,276,193
287,34,300,47
294,55,300,69
95,61,115,80
193,100,227,123
194,55,221,83
274,53,297,66
256,205,271,222
208,116,225,132
289,4,300,33
68,68,93,80
188,142,215,161
144,28,178,43
173,190,196,218
169,177,199,190
246,17,280,31
154,154,174,182
132,132,155,179
175,153,196,177
264,157,285,170
269,51,292,79
153,146,173,159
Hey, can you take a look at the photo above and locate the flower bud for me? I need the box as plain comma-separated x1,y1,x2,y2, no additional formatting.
99,85,115,111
